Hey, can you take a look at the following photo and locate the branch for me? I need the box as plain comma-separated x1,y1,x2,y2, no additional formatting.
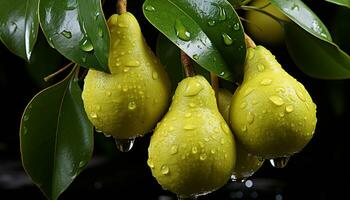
180,51,195,77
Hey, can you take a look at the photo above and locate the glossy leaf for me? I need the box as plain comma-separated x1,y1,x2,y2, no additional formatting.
0,0,39,60
39,0,110,72
143,0,246,82
283,22,350,79
20,67,94,200
325,0,350,8
270,0,332,41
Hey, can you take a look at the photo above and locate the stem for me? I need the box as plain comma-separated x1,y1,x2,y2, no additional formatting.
180,51,195,77
117,0,127,14
210,72,219,103
244,33,256,48
44,62,74,82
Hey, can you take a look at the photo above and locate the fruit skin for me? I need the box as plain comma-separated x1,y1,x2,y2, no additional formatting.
218,89,264,181
230,46,317,159
82,13,171,139
148,76,235,198
245,0,289,46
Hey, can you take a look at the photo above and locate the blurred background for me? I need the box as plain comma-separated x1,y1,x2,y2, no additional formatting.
1,0,349,199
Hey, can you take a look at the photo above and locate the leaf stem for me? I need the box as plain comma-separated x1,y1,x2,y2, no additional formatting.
117,0,127,14
210,72,219,104
180,51,195,77
244,33,256,48
44,62,74,82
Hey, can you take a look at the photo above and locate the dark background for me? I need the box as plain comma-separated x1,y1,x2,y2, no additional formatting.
1,0,350,199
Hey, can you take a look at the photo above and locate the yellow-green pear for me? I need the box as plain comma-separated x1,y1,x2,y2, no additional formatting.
230,46,317,159
82,12,171,139
148,76,235,198
218,89,264,181
245,0,289,46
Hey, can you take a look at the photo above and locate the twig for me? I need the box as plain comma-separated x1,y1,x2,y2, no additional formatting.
117,0,127,14
180,51,195,77
244,33,256,48
44,62,74,82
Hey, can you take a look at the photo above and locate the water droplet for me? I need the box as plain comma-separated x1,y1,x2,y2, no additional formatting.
161,165,170,175
269,157,290,168
221,122,230,133
90,112,98,119
222,33,233,46
220,138,225,145
233,23,240,31
241,125,247,132
94,11,100,19
279,112,285,117
114,138,135,152
67,0,78,10
80,37,94,52
184,124,196,130
78,160,87,168
98,27,103,37
184,80,203,96
106,91,111,96
296,90,306,101
192,146,198,154
82,56,86,62
231,174,247,182
192,54,199,60
152,71,159,80
22,126,28,135
147,158,154,168
260,79,272,86
219,71,225,76
175,19,191,41
285,105,294,113
211,149,216,154
240,102,247,109
95,129,103,133
126,60,140,67
208,20,216,26
145,5,155,12
96,105,101,111
218,7,226,21
23,115,29,121
171,145,178,155
244,88,254,97
118,23,128,28
248,50,255,59
123,68,129,73
200,153,207,161
9,22,17,34
269,96,284,106
257,64,265,72
247,112,255,124
189,103,196,108
60,30,72,38
185,113,192,118
128,101,137,110
291,4,299,11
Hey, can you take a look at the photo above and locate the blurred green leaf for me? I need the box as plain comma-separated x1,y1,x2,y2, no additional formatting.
271,0,332,41
20,66,94,200
39,0,110,72
284,22,350,79
325,0,350,8
0,0,39,61
143,0,246,83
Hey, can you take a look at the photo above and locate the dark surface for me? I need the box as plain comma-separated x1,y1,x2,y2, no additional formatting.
1,0,350,199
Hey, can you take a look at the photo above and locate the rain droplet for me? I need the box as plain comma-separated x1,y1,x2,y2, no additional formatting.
94,11,100,20
9,22,17,34
161,165,170,175
233,23,240,31
260,79,272,86
147,158,154,168
218,6,226,21
192,54,199,60
269,96,284,106
128,101,137,110
114,138,135,152
118,23,128,28
248,50,255,59
23,115,29,121
220,138,225,144
208,20,216,26
296,90,306,101
175,19,191,41
82,56,86,62
126,60,140,67
240,102,247,109
80,37,94,52
96,105,101,111
184,80,203,96
200,153,207,161
98,27,103,37
222,33,233,46
241,125,247,132
90,112,98,119
285,105,294,113
257,64,265,72
60,30,72,38
106,91,111,96
279,112,285,117
291,4,299,11
219,71,225,76
22,126,28,135
152,71,159,80
247,112,255,124
211,149,216,154
144,5,156,12
123,68,129,73
189,103,196,108
192,146,198,154
185,113,192,118
184,124,196,130
244,88,254,97
171,145,178,155
269,157,290,168
221,122,230,133
78,160,87,168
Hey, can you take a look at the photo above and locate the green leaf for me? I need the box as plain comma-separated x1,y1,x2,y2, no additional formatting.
143,0,246,82
39,0,110,72
20,66,94,200
270,0,332,41
283,22,350,79
0,0,39,61
325,0,350,8
227,0,246,8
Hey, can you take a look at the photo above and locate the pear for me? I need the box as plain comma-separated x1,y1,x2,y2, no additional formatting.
218,89,264,181
82,12,171,139
148,76,235,198
230,46,317,159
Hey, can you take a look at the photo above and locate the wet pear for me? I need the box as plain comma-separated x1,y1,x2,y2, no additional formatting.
218,89,264,182
148,76,235,198
82,12,171,139
230,46,317,159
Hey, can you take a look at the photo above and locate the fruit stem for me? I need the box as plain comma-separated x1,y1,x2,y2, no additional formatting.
180,50,195,77
117,0,127,14
210,72,219,103
244,33,256,48
44,62,74,82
